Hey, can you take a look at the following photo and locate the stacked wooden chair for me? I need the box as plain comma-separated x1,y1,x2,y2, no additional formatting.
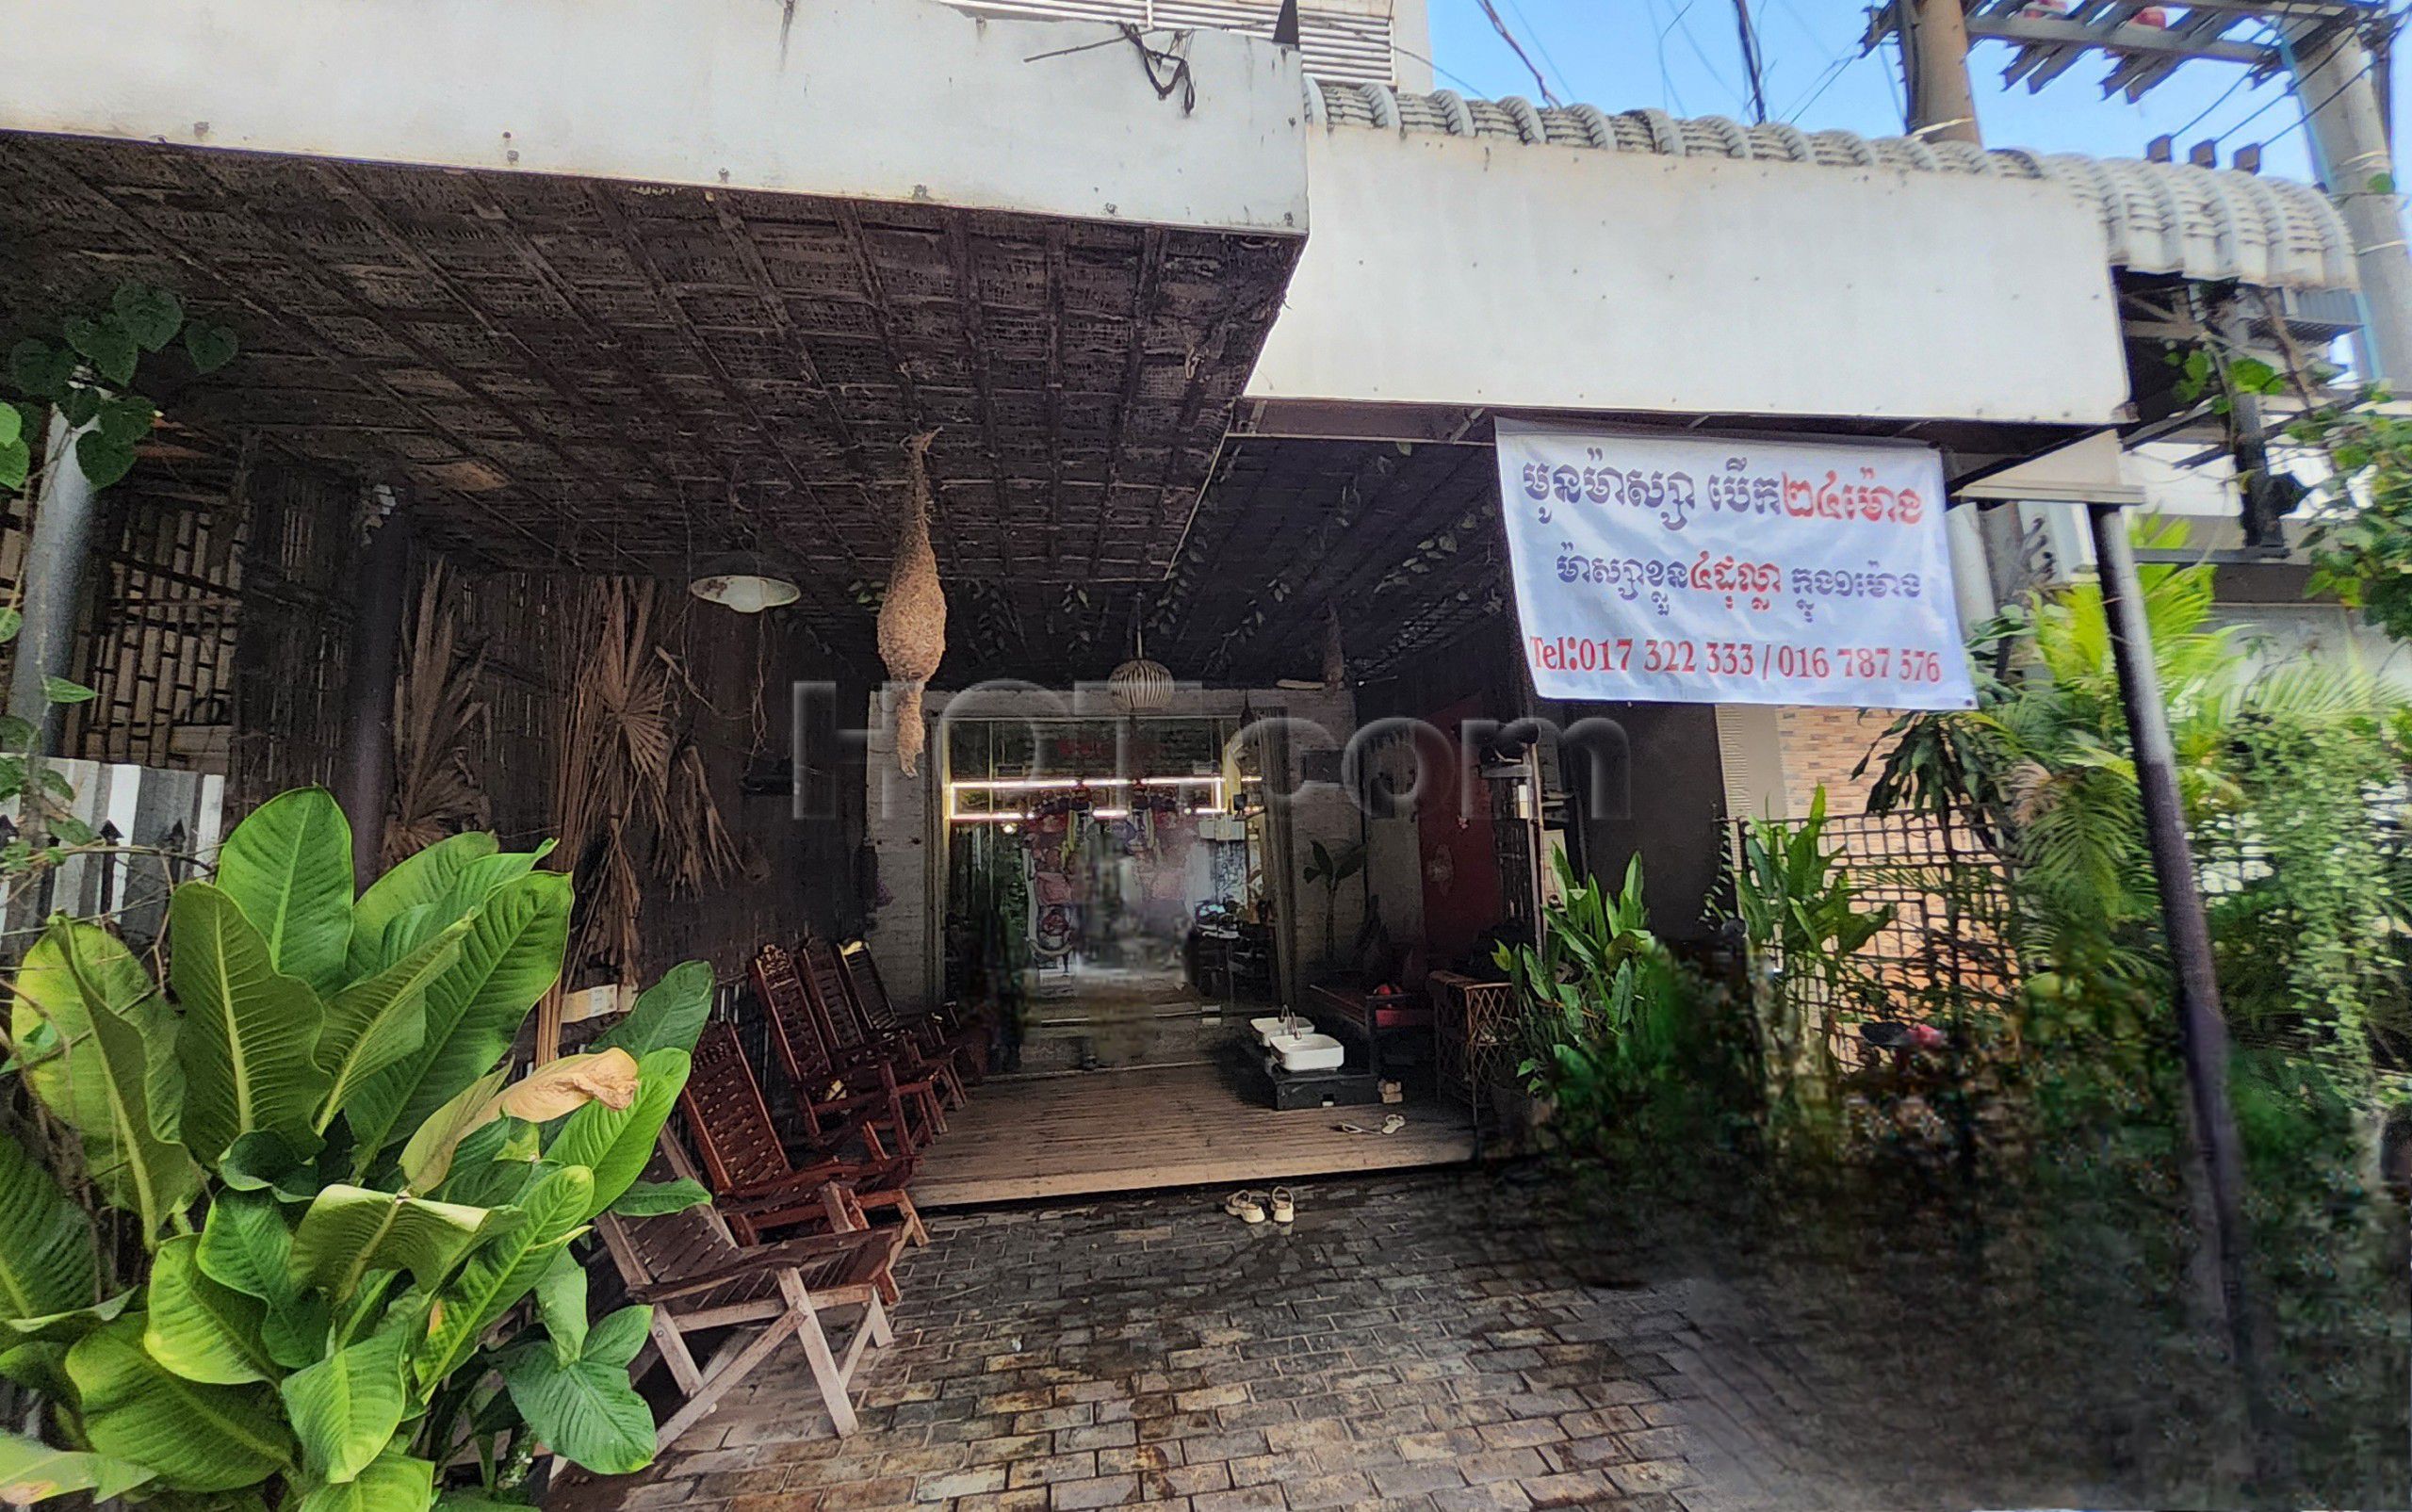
751,943,947,1151
676,1020,929,1253
796,939,974,1113
836,938,993,1081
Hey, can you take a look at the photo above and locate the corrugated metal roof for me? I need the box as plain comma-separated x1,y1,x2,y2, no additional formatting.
1304,79,2360,294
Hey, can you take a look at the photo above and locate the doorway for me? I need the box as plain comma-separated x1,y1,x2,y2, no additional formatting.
942,714,1279,1071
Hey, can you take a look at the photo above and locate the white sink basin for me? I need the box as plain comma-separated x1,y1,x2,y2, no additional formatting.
1269,1032,1345,1073
1249,1016,1292,1045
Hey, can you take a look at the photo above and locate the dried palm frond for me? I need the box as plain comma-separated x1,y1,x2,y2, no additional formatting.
553,577,672,986
657,740,741,895
384,560,490,865
877,430,946,776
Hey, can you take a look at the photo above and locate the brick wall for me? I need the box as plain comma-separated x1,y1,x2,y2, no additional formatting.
1774,705,1894,820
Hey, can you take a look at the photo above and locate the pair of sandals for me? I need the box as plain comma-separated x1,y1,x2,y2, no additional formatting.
1224,1187,1296,1225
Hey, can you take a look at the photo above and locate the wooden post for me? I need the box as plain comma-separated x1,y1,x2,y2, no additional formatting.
2087,501,2267,1467
336,499,410,886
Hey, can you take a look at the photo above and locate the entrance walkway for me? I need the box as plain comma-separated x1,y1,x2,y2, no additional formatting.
913,1064,1478,1207
558,1172,1867,1512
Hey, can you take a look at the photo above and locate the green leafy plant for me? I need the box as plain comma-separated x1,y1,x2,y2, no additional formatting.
4,281,240,906
1493,851,1721,1152
1301,838,1363,969
6,280,236,492
0,788,713,1510
1727,788,1894,1149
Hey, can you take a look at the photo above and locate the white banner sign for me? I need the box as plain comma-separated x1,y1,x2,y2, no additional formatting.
1493,421,1975,711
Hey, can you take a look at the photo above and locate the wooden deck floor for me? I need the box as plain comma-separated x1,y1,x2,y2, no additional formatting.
911,1061,1478,1207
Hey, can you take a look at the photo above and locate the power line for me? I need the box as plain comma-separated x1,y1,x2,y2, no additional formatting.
1390,38,1492,95
1732,0,1768,123
1501,0,1576,102
1471,0,1561,105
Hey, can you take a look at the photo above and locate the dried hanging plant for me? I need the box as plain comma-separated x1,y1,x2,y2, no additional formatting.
877,431,946,775
552,577,673,984
657,738,741,894
384,560,491,865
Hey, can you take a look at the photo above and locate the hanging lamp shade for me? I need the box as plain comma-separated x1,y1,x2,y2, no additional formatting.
1109,654,1173,712
1109,603,1173,711
689,551,800,614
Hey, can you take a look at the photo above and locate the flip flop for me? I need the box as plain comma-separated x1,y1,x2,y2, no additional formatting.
1224,1190,1266,1224
1269,1187,1296,1224
1380,1114,1406,1135
1334,1121,1370,1134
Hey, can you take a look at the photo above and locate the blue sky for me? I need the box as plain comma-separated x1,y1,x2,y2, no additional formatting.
1422,0,2405,187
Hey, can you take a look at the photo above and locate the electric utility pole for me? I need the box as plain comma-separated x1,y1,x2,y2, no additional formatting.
1865,2,2412,383
1899,0,1981,144
2285,14,2412,382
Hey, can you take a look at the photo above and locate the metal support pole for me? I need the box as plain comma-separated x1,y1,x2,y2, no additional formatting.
7,410,99,759
2288,16,2412,383
336,501,410,886
2086,502,2266,1461
1901,0,1981,146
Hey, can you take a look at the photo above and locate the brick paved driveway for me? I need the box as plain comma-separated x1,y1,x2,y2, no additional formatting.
554,1171,1932,1512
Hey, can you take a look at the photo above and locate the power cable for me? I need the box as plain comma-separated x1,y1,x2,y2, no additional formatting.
1502,0,1577,103
1472,0,1561,104
1733,0,1768,123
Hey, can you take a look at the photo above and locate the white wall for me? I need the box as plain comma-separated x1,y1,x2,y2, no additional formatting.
1249,125,2130,427
0,0,1311,236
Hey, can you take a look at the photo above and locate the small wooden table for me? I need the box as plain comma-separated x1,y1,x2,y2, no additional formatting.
1307,980,1432,1080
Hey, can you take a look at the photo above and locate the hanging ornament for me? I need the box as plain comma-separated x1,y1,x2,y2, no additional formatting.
878,431,947,775
1109,599,1173,712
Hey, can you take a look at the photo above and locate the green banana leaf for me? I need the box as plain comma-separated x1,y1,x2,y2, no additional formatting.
346,832,497,981
497,1305,655,1475
169,883,333,1165
546,1049,690,1219
288,1185,501,1303
0,1133,98,1325
292,1442,433,1512
145,1235,275,1386
9,921,204,1240
316,920,471,1130
195,1192,326,1371
345,872,571,1168
212,788,354,997
416,1163,591,1390
0,1429,154,1504
280,1321,410,1483
67,1315,293,1492
591,961,712,1059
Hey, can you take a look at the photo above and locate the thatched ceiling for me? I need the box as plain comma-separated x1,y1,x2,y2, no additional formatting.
0,133,1298,640
938,436,1509,687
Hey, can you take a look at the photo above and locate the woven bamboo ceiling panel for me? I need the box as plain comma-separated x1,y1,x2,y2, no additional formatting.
0,134,1298,631
938,437,1509,686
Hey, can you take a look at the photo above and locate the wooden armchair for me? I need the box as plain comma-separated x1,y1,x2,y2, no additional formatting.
679,1022,929,1252
751,944,945,1149
598,1153,903,1443
800,938,970,1110
839,938,990,1081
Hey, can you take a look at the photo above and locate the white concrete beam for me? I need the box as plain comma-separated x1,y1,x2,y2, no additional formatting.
1250,126,2130,428
0,0,1311,236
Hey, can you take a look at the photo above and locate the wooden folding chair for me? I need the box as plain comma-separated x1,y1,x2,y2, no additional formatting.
680,1022,929,1251
598,1147,903,1443
838,937,991,1081
749,945,939,1153
799,937,969,1111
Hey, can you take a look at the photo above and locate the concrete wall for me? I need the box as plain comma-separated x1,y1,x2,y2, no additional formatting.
1248,124,2129,427
0,0,1311,236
